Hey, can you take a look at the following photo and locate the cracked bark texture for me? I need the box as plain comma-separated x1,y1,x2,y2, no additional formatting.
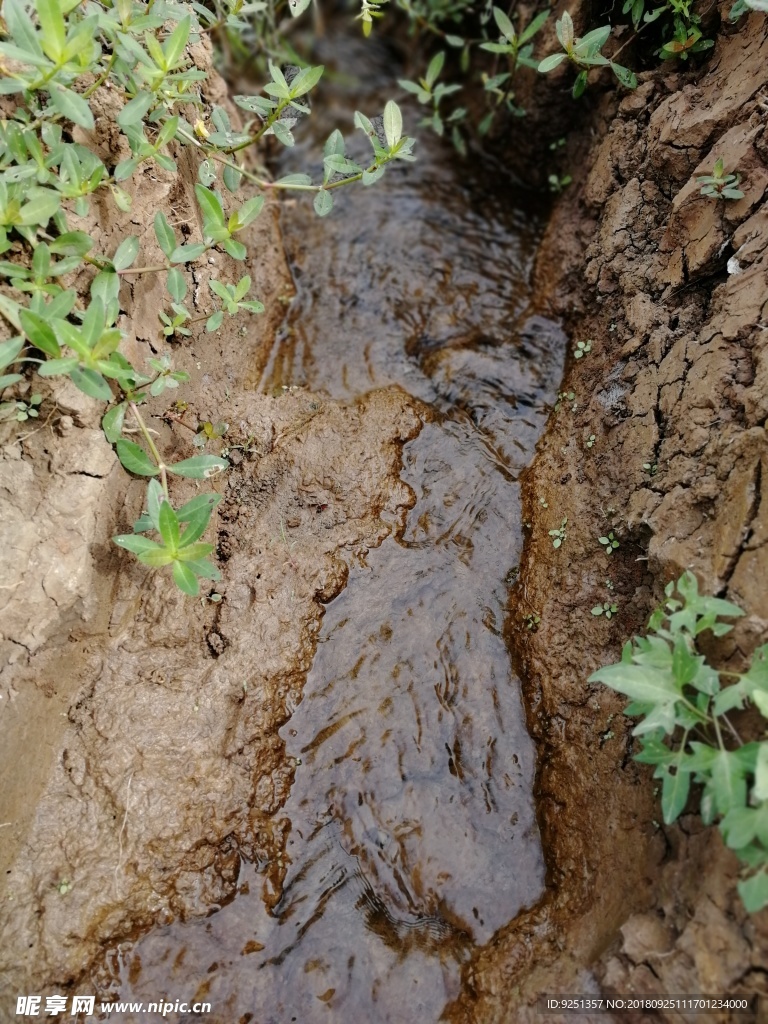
448,7,768,1023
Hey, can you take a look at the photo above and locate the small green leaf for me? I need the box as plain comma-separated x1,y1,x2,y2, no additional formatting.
154,212,176,258
48,85,94,130
383,100,403,149
158,500,180,550
170,243,206,263
222,237,246,260
314,190,334,217
163,14,191,69
195,184,226,228
102,402,126,443
172,559,200,595
18,190,60,227
19,309,60,357
112,235,140,271
0,336,24,370
117,91,154,128
538,52,567,72
70,366,112,401
116,438,160,476
167,453,228,479
113,534,163,556
738,869,768,913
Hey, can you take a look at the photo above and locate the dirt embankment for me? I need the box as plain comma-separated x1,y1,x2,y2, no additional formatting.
449,7,768,1022
0,38,425,996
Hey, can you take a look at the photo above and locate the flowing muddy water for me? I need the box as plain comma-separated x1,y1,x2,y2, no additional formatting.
104,30,565,1023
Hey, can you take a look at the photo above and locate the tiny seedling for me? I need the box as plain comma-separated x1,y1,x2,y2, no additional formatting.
605,578,615,591
599,531,620,554
555,390,577,412
697,158,745,200
548,173,572,193
643,461,658,475
549,518,568,549
539,496,549,508
523,612,541,631
573,340,592,359
592,601,618,619
0,393,42,422
586,434,596,449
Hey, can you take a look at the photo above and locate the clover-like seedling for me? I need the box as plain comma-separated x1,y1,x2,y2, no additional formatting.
549,517,568,549
697,158,745,200
599,531,620,554
574,340,592,359
586,434,596,448
591,602,618,619
643,461,658,475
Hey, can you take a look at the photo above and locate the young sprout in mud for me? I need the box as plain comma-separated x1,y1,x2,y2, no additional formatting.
573,340,592,359
643,461,658,475
548,173,572,193
523,611,541,631
591,601,618,619
697,158,745,200
539,496,549,508
549,518,568,549
585,434,596,448
599,531,620,554
554,390,576,412
590,572,768,913
0,393,42,422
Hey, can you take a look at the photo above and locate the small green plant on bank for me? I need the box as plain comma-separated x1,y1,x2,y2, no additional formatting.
592,601,618,619
599,531,620,554
548,172,572,193
590,572,768,912
697,158,745,200
549,517,567,549
0,391,42,421
585,433,596,448
537,12,637,98
0,0,414,595
622,0,714,61
573,339,592,359
398,50,464,146
643,461,658,475
523,611,541,631
555,390,576,412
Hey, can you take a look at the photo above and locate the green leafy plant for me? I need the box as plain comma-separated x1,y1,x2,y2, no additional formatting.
599,531,620,554
398,50,464,146
548,172,572,193
549,517,567,549
0,0,415,594
592,601,618,619
573,339,592,359
554,389,576,412
114,480,223,596
697,157,745,200
590,572,768,912
0,391,42,421
538,11,637,98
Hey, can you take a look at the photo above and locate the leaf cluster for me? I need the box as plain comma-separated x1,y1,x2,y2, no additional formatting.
590,571,768,913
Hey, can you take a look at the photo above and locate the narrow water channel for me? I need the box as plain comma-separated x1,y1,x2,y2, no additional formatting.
104,28,565,1023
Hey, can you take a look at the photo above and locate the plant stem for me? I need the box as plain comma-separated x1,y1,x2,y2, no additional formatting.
129,401,168,498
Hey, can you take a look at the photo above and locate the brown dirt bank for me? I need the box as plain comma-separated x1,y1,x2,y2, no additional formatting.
448,6,768,1022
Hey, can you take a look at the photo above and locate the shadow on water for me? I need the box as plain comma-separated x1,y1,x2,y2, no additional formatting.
103,27,566,1024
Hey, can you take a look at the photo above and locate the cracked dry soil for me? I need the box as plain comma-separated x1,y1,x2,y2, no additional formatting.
1,5,768,1022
